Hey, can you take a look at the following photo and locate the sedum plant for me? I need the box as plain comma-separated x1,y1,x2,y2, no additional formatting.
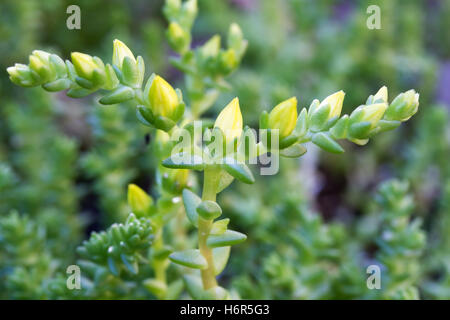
6,0,421,299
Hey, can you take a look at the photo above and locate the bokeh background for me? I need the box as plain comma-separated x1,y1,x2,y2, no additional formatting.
0,0,449,299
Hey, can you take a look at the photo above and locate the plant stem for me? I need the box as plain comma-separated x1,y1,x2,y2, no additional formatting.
198,166,220,290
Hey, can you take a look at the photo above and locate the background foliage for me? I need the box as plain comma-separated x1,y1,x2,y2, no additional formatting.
0,0,449,299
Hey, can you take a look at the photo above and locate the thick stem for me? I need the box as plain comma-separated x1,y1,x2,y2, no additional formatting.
198,166,220,290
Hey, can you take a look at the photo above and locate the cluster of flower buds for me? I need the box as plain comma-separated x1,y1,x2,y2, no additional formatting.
8,50,71,90
164,0,197,54
257,86,420,155
332,87,420,146
8,39,187,133
162,97,256,187
164,0,248,117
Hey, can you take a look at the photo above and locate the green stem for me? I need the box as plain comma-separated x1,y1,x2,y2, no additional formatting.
198,166,220,290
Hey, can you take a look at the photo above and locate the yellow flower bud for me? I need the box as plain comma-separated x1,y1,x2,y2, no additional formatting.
7,64,34,86
268,97,298,139
385,89,419,121
161,167,190,194
127,184,153,217
214,97,243,142
148,75,180,118
184,0,198,16
29,55,44,71
220,49,238,72
167,22,190,53
360,103,388,128
112,39,136,68
321,90,345,118
202,35,221,58
373,86,388,103
71,52,99,79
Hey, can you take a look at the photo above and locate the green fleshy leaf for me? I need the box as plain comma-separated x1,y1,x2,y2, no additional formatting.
173,100,186,122
211,219,230,235
107,257,119,276
311,132,344,154
197,200,222,220
259,111,269,129
162,153,204,170
329,115,349,139
152,246,172,260
99,86,134,105
154,115,176,132
216,170,234,193
49,54,67,76
207,230,247,248
122,56,139,87
182,189,201,227
375,119,401,133
42,78,71,92
222,158,255,184
348,121,372,139
166,279,184,300
120,254,138,274
143,279,167,298
309,102,330,132
280,144,307,158
183,274,204,300
213,246,230,275
67,87,92,98
75,76,95,89
280,135,299,149
104,64,119,90
203,286,230,300
169,249,207,269
294,108,308,137
136,105,154,126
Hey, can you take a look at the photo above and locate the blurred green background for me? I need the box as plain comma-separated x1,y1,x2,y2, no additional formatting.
0,0,449,299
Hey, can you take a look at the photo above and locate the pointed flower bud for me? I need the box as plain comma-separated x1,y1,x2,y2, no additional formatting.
167,22,190,53
321,90,345,119
183,0,198,17
228,23,247,59
112,39,144,87
220,49,238,74
148,75,180,119
162,168,189,194
373,86,388,103
268,97,298,139
385,89,419,122
112,39,136,68
351,103,388,130
127,184,153,217
202,35,221,59
27,50,54,83
7,64,34,87
71,52,100,80
348,103,387,140
214,98,243,142
360,103,387,127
